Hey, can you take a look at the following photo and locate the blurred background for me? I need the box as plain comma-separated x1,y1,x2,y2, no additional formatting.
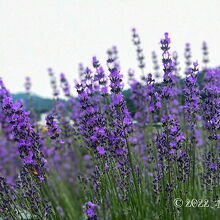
0,0,219,97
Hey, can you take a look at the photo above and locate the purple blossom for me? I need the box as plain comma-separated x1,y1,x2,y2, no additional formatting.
83,201,98,219
96,146,105,155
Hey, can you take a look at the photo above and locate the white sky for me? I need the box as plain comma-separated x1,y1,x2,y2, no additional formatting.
0,0,220,97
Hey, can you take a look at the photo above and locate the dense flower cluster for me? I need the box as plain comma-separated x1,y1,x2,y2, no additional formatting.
0,80,47,181
201,70,220,142
46,114,61,142
183,61,200,128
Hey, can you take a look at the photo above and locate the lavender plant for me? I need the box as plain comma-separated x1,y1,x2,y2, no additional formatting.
1,29,220,220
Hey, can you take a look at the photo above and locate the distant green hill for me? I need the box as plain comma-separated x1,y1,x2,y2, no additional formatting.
12,93,56,114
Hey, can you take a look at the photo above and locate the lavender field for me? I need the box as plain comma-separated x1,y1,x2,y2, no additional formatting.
0,29,220,220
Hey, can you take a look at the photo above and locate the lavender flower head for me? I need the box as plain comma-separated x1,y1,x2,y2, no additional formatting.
0,80,47,181
131,28,145,77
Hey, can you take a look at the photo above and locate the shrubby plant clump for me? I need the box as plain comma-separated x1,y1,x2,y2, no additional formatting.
1,29,220,220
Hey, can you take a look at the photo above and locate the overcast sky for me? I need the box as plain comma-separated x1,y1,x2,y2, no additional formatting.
0,0,220,97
